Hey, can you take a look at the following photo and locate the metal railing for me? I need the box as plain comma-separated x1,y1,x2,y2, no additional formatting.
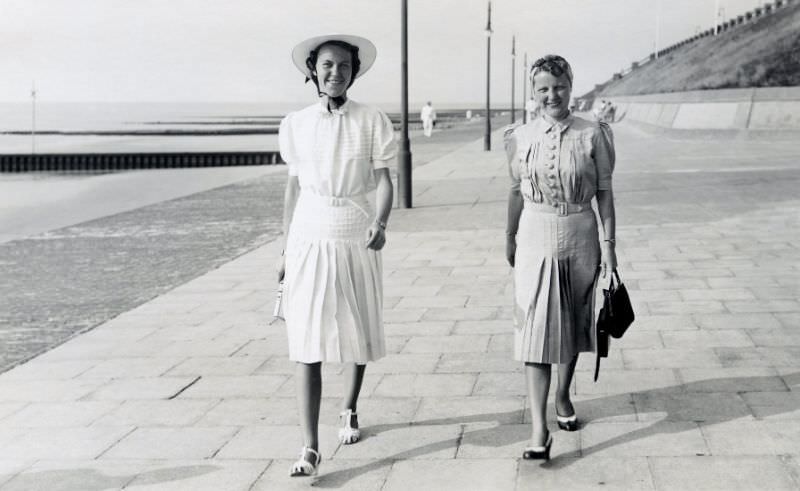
609,0,794,81
0,151,284,173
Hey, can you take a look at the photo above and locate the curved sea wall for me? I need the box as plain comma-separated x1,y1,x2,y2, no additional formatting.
602,87,800,131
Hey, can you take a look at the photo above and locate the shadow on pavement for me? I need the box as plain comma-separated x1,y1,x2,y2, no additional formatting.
312,372,798,488
0,465,219,490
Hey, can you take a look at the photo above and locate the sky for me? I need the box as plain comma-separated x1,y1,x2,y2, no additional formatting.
0,0,770,108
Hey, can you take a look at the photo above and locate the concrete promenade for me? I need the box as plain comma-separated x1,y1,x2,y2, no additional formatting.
0,122,798,489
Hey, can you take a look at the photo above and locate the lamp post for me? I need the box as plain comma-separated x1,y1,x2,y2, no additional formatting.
510,35,515,124
655,0,662,58
31,81,36,155
522,52,528,124
399,0,412,208
484,1,492,151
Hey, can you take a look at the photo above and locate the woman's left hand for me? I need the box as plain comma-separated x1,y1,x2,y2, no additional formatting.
365,224,386,250
600,242,618,278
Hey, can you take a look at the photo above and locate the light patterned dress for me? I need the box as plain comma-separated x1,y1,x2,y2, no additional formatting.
505,114,615,364
278,99,397,363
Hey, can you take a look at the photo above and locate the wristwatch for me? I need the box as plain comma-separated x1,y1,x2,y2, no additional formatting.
375,219,387,230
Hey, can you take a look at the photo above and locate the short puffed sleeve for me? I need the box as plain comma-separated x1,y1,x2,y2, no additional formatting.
592,122,615,191
371,110,398,169
503,124,522,192
278,113,298,176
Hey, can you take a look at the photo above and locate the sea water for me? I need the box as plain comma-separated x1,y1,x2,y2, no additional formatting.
0,101,305,154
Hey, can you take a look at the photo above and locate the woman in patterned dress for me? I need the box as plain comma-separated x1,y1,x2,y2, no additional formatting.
504,55,617,460
277,34,396,476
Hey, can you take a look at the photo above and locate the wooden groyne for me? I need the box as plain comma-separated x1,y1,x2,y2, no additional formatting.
0,151,284,172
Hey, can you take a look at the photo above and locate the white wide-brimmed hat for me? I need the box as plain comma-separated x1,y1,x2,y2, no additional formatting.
291,34,377,81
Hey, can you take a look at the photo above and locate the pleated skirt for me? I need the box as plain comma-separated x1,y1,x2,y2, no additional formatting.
513,204,601,364
284,191,385,364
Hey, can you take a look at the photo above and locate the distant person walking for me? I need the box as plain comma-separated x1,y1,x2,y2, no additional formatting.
277,34,396,477
602,101,617,123
504,54,618,460
593,99,608,122
420,101,437,137
525,97,539,121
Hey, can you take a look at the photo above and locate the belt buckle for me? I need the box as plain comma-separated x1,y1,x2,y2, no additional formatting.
557,202,568,216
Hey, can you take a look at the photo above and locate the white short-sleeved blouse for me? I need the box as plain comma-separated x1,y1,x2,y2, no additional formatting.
279,99,397,198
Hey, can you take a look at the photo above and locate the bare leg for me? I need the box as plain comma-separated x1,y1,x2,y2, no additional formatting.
525,362,552,446
341,363,366,428
555,354,578,417
296,362,322,458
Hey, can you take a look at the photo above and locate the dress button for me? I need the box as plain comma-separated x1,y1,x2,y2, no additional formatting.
549,144,557,150
547,153,556,159
552,202,559,208
549,133,558,140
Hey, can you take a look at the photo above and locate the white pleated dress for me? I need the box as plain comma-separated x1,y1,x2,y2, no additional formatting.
505,115,615,364
278,99,397,364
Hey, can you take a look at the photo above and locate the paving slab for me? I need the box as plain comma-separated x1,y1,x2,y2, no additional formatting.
252,458,390,491
580,422,709,457
373,374,476,398
516,456,655,490
331,424,462,460
383,459,517,491
0,401,119,428
0,459,145,491
650,455,799,490
92,399,219,427
413,396,524,425
700,420,800,455
0,426,135,460
126,460,268,491
632,392,753,422
101,426,239,460
215,425,340,460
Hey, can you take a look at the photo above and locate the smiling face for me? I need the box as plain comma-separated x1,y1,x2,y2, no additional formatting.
314,44,354,98
532,71,572,121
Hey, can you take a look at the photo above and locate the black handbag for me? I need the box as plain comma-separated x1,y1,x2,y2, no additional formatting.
600,270,634,339
594,270,634,381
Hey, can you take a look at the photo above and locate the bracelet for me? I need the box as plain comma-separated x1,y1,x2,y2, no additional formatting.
505,230,517,237
375,219,387,230
604,238,616,243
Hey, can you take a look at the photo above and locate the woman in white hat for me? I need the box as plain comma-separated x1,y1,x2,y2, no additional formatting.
277,34,396,477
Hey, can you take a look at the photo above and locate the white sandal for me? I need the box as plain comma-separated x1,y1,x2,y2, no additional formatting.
289,446,321,477
338,409,361,444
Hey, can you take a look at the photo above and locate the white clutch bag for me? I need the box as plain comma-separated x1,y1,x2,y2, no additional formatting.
272,280,285,321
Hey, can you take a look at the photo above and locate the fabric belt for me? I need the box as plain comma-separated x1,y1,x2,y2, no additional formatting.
525,200,592,216
300,190,371,218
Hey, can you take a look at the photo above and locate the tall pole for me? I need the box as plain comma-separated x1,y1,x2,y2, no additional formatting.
484,1,492,151
715,0,720,34
655,0,661,58
510,35,515,124
522,52,528,124
399,0,412,208
31,80,36,155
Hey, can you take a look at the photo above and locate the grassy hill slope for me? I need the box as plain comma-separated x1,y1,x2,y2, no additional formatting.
591,2,800,97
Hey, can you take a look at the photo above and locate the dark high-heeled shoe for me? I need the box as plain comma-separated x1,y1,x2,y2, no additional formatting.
556,412,578,432
522,434,553,460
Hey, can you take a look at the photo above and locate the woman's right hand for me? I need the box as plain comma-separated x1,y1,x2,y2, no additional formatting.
275,255,286,282
506,236,516,268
